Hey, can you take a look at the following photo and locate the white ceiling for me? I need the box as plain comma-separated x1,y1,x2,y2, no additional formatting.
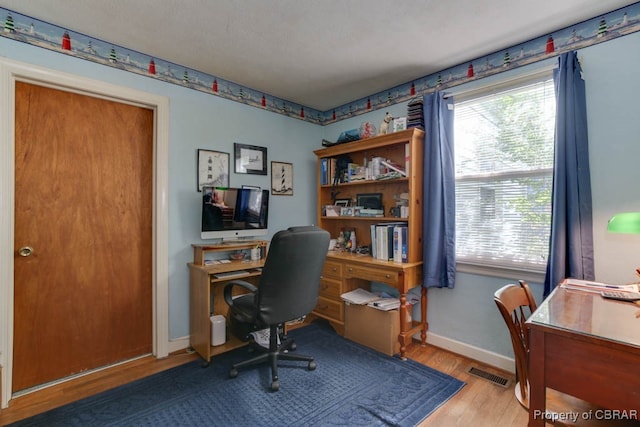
0,0,636,111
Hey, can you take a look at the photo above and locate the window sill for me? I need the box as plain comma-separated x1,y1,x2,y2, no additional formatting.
456,261,546,284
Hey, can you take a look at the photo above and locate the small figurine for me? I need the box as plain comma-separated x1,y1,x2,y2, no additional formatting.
379,112,394,135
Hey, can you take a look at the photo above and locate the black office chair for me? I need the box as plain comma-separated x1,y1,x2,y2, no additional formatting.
223,225,330,391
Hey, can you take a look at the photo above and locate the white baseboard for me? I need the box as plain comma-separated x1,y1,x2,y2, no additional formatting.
424,331,515,374
167,336,190,355
169,332,515,375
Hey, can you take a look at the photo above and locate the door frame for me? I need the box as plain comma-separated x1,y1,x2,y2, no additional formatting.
0,58,170,408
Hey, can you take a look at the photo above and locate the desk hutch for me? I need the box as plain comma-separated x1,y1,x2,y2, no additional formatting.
313,128,427,358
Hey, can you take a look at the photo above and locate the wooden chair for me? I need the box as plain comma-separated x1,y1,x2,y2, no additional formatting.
494,280,638,426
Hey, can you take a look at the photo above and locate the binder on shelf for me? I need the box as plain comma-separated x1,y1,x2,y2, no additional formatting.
370,224,377,259
392,225,408,263
375,222,405,261
321,158,328,185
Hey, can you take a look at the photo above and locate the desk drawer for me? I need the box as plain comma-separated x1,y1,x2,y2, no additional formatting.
322,260,343,279
314,296,344,322
319,277,342,300
344,263,398,285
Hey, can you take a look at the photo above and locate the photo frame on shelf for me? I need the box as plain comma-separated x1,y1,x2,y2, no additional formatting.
234,143,267,175
271,161,293,195
197,149,229,191
356,192,383,210
340,207,354,216
325,205,341,217
335,198,350,207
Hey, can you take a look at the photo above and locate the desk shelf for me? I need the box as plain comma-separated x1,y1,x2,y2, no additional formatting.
192,240,268,266
188,241,268,364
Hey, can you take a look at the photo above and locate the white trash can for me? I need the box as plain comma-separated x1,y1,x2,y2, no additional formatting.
211,315,226,346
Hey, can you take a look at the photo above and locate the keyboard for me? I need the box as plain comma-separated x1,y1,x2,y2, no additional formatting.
601,290,640,301
213,270,250,279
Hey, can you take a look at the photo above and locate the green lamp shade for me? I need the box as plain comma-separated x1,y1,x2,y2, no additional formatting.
607,212,640,234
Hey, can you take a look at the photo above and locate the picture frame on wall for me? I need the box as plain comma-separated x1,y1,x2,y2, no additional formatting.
271,161,293,195
197,149,229,191
234,143,267,175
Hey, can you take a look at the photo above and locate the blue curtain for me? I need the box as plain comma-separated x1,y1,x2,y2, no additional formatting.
422,92,456,288
544,51,594,296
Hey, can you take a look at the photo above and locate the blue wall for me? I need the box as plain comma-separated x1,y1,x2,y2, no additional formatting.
324,32,640,359
0,36,322,340
2,28,639,362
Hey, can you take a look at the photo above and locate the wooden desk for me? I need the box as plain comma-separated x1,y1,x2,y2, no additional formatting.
526,286,640,426
313,251,427,359
188,241,267,364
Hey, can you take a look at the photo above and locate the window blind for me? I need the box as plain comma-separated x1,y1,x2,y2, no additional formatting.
454,77,556,270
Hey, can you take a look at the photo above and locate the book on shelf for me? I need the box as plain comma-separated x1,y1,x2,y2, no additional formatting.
393,225,408,263
321,158,328,185
320,157,338,186
358,208,383,218
380,159,406,177
347,162,366,182
372,222,405,261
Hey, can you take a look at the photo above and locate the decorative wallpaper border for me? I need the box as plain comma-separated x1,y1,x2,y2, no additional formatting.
1,3,639,125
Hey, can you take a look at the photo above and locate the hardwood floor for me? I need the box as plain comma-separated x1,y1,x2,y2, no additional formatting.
0,340,527,426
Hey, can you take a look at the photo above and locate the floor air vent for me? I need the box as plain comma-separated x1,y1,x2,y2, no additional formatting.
467,367,510,388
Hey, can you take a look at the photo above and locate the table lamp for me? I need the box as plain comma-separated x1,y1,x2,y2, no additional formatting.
608,212,640,280
607,212,640,234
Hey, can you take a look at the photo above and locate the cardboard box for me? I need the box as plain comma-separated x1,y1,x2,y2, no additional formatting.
344,303,400,356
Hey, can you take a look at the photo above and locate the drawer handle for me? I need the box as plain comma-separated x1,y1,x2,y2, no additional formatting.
385,274,391,278
348,267,353,272
318,305,329,310
332,267,337,272
322,284,329,289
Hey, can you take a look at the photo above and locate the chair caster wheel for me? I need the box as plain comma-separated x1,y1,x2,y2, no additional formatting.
290,342,297,351
271,380,280,391
308,361,316,371
229,368,238,378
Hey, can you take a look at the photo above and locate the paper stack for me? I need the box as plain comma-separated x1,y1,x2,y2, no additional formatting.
560,278,639,294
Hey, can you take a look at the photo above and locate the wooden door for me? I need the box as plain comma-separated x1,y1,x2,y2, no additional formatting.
12,82,154,392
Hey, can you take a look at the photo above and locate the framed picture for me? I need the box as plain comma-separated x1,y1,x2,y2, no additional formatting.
335,199,350,207
234,143,267,175
325,205,341,217
271,161,293,195
340,207,354,216
356,192,383,210
197,149,229,191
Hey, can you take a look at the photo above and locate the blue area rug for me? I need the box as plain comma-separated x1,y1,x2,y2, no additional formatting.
13,322,464,426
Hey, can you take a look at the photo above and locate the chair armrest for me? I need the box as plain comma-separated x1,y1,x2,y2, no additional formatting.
223,280,258,307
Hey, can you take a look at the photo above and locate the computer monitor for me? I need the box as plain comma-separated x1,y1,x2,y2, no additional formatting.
201,186,269,240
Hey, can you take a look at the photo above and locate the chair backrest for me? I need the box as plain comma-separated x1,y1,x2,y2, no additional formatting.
493,280,537,405
256,225,330,325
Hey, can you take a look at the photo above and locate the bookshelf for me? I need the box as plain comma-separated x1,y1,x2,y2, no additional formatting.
313,128,427,358
314,128,424,263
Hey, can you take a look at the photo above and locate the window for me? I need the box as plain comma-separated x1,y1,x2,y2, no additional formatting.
454,75,555,272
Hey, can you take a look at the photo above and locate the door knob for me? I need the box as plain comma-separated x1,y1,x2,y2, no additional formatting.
18,246,33,257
